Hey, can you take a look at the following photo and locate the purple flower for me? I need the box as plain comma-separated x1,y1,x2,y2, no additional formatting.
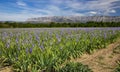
104,32,107,39
29,48,32,54
16,38,19,43
35,35,40,42
40,45,44,51
56,35,61,42
3,32,7,37
10,32,13,37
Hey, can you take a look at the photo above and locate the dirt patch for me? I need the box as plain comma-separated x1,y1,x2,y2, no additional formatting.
72,39,120,72
0,66,12,72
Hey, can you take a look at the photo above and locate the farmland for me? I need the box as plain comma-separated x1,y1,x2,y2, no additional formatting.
0,28,120,72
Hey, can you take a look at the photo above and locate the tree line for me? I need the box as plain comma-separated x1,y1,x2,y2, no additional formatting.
0,21,120,28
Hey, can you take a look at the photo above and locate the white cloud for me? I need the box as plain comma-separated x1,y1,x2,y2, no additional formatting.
65,0,119,15
45,5,85,16
16,1,27,6
0,4,85,21
89,11,97,14
0,12,47,21
110,10,116,13
0,0,119,21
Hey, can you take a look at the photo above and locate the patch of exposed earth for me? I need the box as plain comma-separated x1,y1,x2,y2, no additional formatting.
72,39,120,72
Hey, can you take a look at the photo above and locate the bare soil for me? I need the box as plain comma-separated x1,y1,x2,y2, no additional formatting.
71,39,120,72
0,66,12,72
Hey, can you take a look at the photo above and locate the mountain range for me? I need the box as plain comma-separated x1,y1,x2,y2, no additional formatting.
26,16,120,23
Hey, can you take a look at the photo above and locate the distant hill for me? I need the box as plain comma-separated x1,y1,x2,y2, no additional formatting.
26,16,120,23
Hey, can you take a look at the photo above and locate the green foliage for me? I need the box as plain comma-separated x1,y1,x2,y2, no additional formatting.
115,65,120,72
58,62,93,72
0,21,120,28
113,45,120,54
0,29,120,71
115,61,120,72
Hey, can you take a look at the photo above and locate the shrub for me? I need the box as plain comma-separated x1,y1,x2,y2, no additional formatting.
58,62,93,72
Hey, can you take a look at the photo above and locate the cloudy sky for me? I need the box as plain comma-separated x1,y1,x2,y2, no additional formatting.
0,0,120,21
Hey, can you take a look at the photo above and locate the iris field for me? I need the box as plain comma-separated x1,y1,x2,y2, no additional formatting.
0,28,120,72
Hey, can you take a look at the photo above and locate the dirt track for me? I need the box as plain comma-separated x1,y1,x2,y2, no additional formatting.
72,39,120,72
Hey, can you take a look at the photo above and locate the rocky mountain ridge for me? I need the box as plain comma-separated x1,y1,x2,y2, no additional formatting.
26,16,120,23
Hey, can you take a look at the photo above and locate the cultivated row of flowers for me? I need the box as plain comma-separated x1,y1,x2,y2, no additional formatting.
0,28,120,72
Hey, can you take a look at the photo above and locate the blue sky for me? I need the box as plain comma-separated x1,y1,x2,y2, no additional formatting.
0,0,120,21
